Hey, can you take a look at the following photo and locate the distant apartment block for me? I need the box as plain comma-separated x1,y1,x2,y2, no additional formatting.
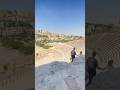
86,23,120,35
0,10,34,36
36,29,82,41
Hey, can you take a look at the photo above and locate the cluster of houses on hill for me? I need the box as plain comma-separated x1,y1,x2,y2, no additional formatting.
0,10,34,37
86,23,120,35
36,29,82,41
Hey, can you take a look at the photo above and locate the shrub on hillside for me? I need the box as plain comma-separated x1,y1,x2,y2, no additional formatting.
36,41,52,49
1,37,23,49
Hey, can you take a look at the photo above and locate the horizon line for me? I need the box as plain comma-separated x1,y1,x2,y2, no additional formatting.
35,28,84,37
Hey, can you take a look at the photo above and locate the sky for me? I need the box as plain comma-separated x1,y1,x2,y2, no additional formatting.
86,0,120,25
0,0,34,11
35,0,85,36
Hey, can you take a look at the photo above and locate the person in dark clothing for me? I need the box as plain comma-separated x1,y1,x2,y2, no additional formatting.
80,51,82,55
104,59,114,71
71,47,76,63
86,51,104,86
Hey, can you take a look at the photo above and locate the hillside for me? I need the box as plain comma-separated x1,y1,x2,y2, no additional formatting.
86,24,120,90
35,39,85,67
35,30,82,44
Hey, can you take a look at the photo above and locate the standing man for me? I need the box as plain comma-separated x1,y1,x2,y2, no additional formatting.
71,47,76,63
86,51,104,86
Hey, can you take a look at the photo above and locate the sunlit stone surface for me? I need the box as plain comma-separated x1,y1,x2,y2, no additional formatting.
35,56,85,90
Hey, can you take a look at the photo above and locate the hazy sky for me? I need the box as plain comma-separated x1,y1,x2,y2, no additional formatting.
35,0,85,36
86,0,120,25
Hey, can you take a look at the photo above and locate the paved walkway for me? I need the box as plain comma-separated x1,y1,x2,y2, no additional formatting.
35,56,85,90
64,78,81,90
